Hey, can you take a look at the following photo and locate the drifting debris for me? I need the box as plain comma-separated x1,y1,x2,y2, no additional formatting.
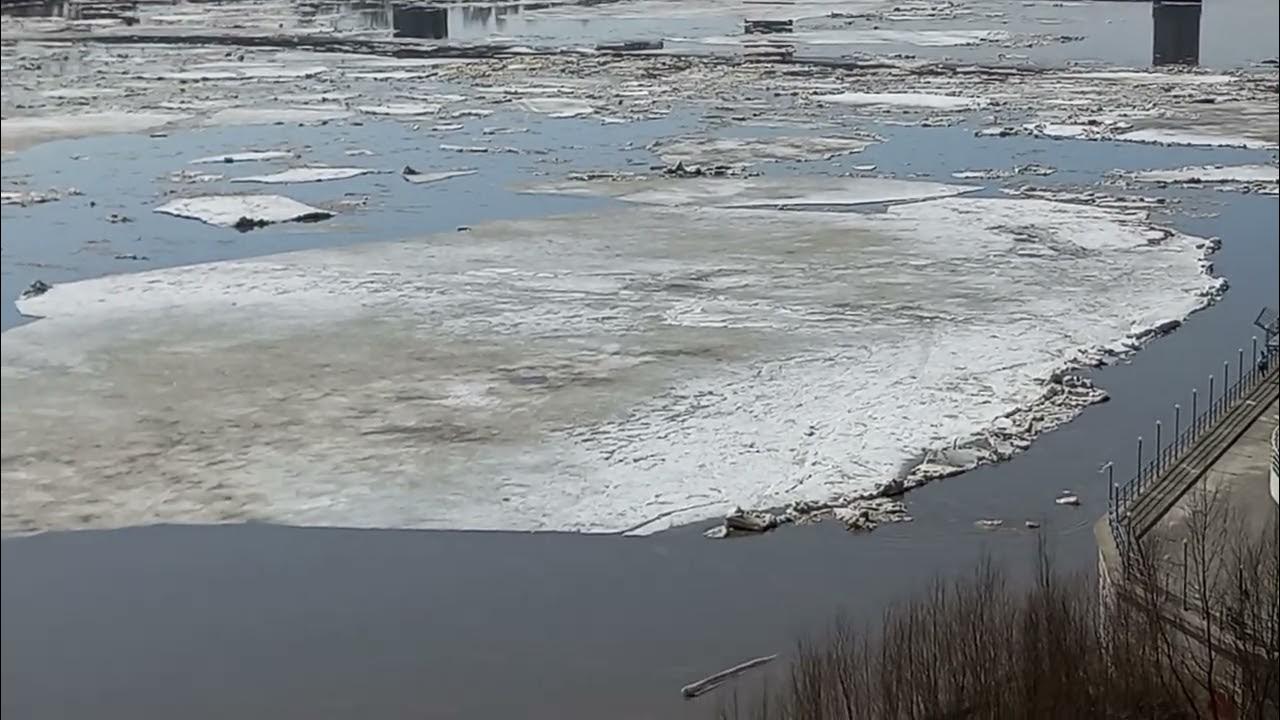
21,280,52,299
1024,520,1042,529
681,654,778,699
107,213,133,223
975,519,1004,530
1055,493,1081,506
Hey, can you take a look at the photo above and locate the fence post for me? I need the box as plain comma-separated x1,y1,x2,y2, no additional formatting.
1238,348,1245,391
1224,361,1230,404
1137,436,1144,490
1174,404,1181,454
1155,421,1162,473
1252,336,1258,370
1192,388,1198,436
1209,375,1215,421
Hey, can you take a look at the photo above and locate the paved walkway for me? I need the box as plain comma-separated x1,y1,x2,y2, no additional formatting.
1148,400,1279,551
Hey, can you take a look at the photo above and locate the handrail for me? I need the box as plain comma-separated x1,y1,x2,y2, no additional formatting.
1107,342,1279,566
1270,425,1278,504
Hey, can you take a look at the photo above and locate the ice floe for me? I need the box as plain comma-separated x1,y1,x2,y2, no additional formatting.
153,194,334,228
402,169,478,185
529,176,981,209
815,92,988,111
189,150,296,164
517,98,596,118
1121,164,1279,184
230,167,379,184
649,135,879,166
1,111,188,150
3,193,1218,535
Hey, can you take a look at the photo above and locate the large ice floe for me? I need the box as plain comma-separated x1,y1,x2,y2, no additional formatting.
527,176,980,208
2,178,1220,535
649,135,880,167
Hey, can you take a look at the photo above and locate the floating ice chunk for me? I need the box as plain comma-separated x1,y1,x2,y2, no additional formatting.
153,195,334,227
1114,128,1276,150
1,111,188,150
189,150,295,164
690,29,1008,47
402,169,478,185
1060,70,1237,85
230,167,379,184
161,65,328,81
517,98,595,118
42,87,125,99
204,107,353,126
355,103,442,116
1123,164,1278,184
650,135,879,166
815,92,987,110
531,176,981,209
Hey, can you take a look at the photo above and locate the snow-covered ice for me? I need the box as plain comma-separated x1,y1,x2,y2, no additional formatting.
529,176,981,208
355,103,442,117
190,150,296,164
1123,164,1279,184
2,192,1218,535
1115,128,1278,150
153,194,334,227
815,92,988,111
1,111,188,151
650,135,879,166
402,169,478,185
230,167,379,184
517,98,596,118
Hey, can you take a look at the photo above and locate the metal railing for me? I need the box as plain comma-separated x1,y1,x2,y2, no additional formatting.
1270,425,1278,504
1107,337,1279,567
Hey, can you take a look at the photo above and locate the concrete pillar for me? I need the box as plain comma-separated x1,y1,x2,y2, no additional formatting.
1152,0,1202,67
393,4,448,39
